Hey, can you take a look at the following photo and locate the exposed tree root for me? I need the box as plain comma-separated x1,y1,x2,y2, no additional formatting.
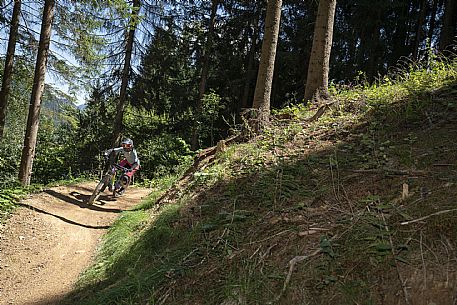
155,134,241,208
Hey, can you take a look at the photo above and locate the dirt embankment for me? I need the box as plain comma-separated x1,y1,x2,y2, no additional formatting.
0,182,151,305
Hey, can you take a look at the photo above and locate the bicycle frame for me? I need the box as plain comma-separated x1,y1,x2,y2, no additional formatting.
88,159,130,204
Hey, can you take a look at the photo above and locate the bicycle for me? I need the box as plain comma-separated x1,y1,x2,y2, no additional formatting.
88,154,131,205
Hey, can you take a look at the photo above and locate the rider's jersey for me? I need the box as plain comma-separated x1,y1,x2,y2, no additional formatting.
106,147,140,169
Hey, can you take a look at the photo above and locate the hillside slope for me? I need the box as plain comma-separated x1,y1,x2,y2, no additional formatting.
65,60,457,305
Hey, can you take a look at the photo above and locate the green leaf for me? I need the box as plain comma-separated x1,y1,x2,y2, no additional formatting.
396,244,409,251
201,224,217,232
399,212,412,220
375,243,392,252
374,204,392,210
320,236,335,258
395,256,409,264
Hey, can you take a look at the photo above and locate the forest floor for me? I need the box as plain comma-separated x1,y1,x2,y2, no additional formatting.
0,182,151,305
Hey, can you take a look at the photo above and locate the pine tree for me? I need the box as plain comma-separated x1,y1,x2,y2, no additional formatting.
111,0,141,147
0,0,21,140
439,0,457,53
252,0,283,131
240,3,261,111
191,0,219,150
19,0,56,186
304,0,337,102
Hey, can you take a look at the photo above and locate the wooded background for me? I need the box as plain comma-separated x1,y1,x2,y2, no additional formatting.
0,0,455,186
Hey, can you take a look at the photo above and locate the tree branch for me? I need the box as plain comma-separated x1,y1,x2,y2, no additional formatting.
400,209,457,225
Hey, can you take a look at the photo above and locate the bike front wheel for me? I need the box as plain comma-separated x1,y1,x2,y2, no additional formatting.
88,180,105,204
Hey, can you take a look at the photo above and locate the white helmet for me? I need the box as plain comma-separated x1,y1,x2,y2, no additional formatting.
121,138,133,152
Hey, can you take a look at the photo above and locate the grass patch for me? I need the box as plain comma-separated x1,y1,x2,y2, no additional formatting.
0,187,27,222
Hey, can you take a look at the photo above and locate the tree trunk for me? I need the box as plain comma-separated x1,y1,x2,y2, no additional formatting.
391,1,410,61
304,0,336,102
191,0,219,150
240,11,260,111
112,0,140,148
439,0,457,53
19,0,55,186
405,0,416,52
0,0,21,140
252,0,283,132
427,0,438,46
413,0,427,60
367,13,381,80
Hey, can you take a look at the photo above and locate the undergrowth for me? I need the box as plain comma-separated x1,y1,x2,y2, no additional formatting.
65,57,457,305
0,187,28,223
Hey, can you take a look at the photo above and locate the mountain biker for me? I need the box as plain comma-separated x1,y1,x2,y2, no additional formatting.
104,138,140,195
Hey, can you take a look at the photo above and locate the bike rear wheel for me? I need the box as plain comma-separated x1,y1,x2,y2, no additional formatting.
88,180,105,204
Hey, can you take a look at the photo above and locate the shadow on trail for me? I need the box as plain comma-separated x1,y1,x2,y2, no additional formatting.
24,292,71,305
14,189,128,229
66,185,94,193
44,190,121,213
17,203,111,230
69,191,117,206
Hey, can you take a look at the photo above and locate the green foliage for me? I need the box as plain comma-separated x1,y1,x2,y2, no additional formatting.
0,184,45,222
137,135,193,179
0,60,33,187
1,3,457,302
197,91,226,146
32,115,80,184
131,24,196,115
0,187,26,222
121,107,195,179
272,102,312,119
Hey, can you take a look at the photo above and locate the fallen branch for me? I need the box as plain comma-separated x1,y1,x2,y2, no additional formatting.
244,229,292,245
349,168,428,176
278,249,320,301
400,209,457,225
273,234,339,304
304,101,335,122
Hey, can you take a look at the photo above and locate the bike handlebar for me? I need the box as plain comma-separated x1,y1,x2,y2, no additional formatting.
103,153,130,172
113,163,130,172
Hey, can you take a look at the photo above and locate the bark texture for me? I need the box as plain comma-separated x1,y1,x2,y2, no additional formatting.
0,0,21,140
112,0,140,148
304,0,337,102
19,0,55,186
252,0,283,131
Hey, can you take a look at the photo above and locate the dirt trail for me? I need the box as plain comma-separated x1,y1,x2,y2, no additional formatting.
0,182,151,305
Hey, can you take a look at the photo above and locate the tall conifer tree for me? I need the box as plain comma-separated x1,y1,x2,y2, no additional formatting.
439,0,457,52
111,0,141,147
252,0,283,131
0,0,21,140
191,0,219,150
304,0,336,102
240,3,260,111
19,0,55,186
